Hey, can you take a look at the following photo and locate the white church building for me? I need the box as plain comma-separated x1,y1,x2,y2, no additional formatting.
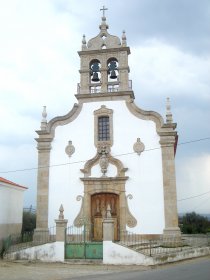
35,9,180,242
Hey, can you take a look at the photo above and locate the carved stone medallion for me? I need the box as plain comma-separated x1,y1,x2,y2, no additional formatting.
133,138,145,156
65,141,75,157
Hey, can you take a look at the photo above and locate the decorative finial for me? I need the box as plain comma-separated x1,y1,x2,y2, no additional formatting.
41,106,47,130
82,34,87,50
100,5,108,18
99,6,109,32
122,30,127,47
58,204,64,220
166,97,173,123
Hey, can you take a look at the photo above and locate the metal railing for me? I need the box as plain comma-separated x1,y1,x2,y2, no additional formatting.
2,226,56,258
77,80,132,94
118,231,210,257
66,224,93,243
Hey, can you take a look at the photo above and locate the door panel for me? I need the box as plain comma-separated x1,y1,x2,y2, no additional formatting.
91,193,119,241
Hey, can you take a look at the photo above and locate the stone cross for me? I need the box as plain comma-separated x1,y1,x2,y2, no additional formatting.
100,5,108,17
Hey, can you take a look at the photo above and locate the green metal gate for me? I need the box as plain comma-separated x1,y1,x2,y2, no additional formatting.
65,224,103,259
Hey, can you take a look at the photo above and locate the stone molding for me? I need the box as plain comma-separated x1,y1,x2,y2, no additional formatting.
126,101,164,133
80,152,128,177
126,194,137,228
78,46,131,56
45,103,82,137
94,105,113,148
75,91,134,103
74,177,137,231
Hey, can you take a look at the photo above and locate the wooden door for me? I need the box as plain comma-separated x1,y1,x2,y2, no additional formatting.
91,193,119,241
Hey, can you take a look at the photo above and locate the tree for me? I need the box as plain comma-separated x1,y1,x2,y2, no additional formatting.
22,210,36,233
179,212,210,234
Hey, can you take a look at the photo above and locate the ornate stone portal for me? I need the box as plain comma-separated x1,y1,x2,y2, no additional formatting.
74,147,137,241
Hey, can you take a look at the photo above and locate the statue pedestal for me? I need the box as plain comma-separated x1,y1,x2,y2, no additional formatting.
55,219,68,242
103,218,114,241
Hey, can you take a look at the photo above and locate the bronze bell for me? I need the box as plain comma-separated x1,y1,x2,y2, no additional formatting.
110,70,117,79
92,72,100,82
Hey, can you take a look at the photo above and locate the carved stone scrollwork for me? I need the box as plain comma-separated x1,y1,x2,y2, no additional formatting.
98,146,109,177
99,153,109,176
74,195,85,227
97,143,110,154
81,149,128,177
133,138,145,156
126,194,137,228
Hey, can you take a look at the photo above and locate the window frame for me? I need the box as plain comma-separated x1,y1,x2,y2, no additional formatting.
94,105,113,148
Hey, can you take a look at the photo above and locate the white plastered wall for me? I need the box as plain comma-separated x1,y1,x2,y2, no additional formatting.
48,100,164,234
0,185,24,225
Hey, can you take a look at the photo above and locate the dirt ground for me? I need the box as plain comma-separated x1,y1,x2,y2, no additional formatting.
0,260,149,280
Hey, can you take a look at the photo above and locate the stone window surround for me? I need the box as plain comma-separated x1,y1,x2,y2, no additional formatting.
94,105,113,148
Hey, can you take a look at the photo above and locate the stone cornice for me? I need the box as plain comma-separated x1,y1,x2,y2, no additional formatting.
78,46,131,56
80,176,129,182
75,91,134,103
158,131,177,137
35,137,53,143
162,123,177,130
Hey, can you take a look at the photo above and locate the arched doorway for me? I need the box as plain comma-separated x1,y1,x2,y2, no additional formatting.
91,193,119,241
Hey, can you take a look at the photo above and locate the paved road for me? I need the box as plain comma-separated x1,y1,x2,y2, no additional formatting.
0,257,209,280
68,257,210,280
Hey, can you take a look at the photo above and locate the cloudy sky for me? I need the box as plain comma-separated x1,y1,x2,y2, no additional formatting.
0,0,210,214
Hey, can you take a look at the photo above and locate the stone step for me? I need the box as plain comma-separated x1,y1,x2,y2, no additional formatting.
64,259,103,264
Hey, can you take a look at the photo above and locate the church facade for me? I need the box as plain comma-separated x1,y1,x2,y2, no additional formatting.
35,12,180,241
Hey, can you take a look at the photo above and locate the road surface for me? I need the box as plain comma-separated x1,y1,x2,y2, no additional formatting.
0,256,209,280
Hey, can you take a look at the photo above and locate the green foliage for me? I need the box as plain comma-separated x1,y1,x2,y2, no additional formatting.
22,210,36,233
179,212,210,234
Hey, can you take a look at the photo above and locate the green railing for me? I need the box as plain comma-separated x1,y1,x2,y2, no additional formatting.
65,224,103,259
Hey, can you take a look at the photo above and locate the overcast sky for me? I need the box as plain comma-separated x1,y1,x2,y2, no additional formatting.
0,0,210,214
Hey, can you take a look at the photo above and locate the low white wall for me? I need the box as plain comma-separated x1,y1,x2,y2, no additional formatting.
153,247,210,264
103,241,210,266
9,242,64,262
103,241,153,265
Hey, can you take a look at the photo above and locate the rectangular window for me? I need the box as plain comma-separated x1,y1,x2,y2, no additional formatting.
98,116,110,141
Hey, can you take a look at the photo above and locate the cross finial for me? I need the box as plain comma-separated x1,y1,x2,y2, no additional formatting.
100,5,108,17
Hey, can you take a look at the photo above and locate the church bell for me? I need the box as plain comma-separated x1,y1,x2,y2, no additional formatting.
110,70,117,79
92,72,100,82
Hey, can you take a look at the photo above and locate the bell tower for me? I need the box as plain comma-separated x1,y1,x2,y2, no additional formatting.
76,6,133,98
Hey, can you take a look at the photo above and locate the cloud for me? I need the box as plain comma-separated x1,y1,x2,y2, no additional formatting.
130,40,210,100
177,154,210,214
129,40,210,159
103,0,210,55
